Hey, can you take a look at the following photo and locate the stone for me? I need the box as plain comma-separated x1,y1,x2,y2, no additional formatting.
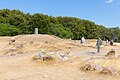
17,51,23,54
57,52,70,62
32,49,55,61
106,39,109,45
110,40,113,46
96,38,102,53
96,38,102,46
94,64,103,71
42,55,54,61
32,49,45,60
32,53,42,60
10,53,16,56
105,49,115,57
82,64,94,71
80,37,86,44
9,39,15,44
10,48,17,52
35,28,38,34
85,52,95,56
101,67,116,75
16,44,23,48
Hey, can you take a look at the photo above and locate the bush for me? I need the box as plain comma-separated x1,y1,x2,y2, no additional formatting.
0,23,21,36
47,23,73,39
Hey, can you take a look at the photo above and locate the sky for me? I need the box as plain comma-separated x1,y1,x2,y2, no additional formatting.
0,0,120,27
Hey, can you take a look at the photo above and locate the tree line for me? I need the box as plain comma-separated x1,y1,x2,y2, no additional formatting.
0,9,120,42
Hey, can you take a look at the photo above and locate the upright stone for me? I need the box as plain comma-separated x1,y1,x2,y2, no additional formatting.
80,37,86,45
106,39,109,45
96,38,102,53
110,40,113,46
35,28,38,34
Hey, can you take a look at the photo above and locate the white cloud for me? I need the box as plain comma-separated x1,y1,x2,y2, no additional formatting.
106,0,113,3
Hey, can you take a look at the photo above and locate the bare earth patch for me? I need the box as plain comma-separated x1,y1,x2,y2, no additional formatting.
0,34,120,80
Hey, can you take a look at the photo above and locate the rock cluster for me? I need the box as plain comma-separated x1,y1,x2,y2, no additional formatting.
81,63,116,75
32,50,71,62
32,50,54,61
56,52,70,62
101,67,116,75
5,40,24,56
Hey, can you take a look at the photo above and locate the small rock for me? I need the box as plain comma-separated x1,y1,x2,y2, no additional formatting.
10,53,16,56
101,67,116,75
110,40,114,46
9,39,15,44
10,48,17,52
57,52,70,62
42,55,54,61
29,41,34,44
17,51,23,54
105,49,115,58
82,64,94,71
85,52,95,56
94,64,103,71
32,49,45,60
16,44,23,48
32,53,42,60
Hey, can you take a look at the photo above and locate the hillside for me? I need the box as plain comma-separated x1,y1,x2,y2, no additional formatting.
0,9,120,41
0,34,120,80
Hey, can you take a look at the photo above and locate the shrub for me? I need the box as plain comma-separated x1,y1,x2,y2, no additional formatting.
0,23,21,36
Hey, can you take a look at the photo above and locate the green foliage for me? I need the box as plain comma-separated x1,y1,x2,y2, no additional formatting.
0,23,21,36
0,9,120,42
47,23,73,39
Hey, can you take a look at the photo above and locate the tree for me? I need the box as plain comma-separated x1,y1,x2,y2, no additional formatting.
47,23,73,39
0,23,21,36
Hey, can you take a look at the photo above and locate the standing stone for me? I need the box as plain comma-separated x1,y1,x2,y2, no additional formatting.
110,40,113,46
96,38,102,46
106,39,109,45
96,38,102,53
35,28,38,34
80,37,86,44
